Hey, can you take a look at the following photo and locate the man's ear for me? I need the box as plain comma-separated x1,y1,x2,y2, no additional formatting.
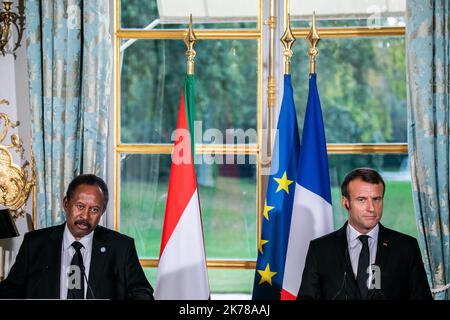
341,196,350,210
63,197,68,211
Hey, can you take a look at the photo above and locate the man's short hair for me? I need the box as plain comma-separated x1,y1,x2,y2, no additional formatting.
65,174,109,210
341,167,385,199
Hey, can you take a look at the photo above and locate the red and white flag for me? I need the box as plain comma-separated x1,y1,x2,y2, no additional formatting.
155,76,210,300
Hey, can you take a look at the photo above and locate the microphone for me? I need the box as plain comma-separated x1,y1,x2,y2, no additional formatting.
331,246,350,300
80,265,96,299
331,270,347,300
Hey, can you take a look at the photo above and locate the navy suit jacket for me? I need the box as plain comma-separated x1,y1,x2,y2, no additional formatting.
0,223,154,299
298,223,432,300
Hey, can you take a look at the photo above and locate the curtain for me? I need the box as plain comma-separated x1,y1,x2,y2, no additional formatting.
25,0,112,228
406,0,450,299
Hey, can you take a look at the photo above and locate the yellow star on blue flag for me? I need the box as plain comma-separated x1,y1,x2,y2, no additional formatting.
274,171,293,194
258,239,269,254
257,264,277,285
252,75,300,299
263,201,275,220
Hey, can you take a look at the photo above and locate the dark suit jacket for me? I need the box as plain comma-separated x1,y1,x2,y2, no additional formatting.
298,222,432,300
0,223,154,300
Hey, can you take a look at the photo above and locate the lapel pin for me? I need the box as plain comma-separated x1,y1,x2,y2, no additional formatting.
100,247,106,253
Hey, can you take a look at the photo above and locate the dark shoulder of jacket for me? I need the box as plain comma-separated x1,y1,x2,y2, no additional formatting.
379,224,419,247
94,225,134,246
23,224,64,242
309,228,341,250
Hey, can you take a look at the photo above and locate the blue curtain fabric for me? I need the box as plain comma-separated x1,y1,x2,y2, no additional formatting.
406,0,450,299
25,1,112,228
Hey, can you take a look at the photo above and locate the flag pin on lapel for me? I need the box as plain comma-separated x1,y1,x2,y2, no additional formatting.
101,247,106,253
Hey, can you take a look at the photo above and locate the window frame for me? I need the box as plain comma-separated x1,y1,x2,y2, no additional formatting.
113,0,407,271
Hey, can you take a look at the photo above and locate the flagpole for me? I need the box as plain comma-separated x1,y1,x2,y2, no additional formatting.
280,13,296,75
155,14,210,300
265,0,276,161
184,14,197,75
184,14,197,155
306,12,320,74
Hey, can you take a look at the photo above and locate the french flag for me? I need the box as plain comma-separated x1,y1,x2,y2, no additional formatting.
281,73,334,299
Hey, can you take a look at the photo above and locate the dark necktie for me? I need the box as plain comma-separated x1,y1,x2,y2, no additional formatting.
67,241,85,299
356,235,370,299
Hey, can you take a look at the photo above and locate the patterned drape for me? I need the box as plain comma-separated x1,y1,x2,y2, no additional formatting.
406,0,450,300
25,0,112,228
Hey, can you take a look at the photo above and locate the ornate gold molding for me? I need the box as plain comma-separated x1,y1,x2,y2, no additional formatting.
267,75,276,108
327,143,408,154
116,29,261,40
293,26,405,38
116,27,404,40
281,14,296,75
140,258,256,269
184,14,197,75
306,13,320,74
0,99,35,220
264,16,275,30
116,143,406,155
116,144,259,155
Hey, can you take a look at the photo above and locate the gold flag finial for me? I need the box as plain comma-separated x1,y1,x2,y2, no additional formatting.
184,14,197,75
306,12,320,74
280,14,296,75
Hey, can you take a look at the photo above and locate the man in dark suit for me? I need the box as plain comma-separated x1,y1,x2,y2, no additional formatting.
298,168,432,300
0,174,154,299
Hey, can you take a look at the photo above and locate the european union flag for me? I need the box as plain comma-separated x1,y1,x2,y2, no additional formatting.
252,74,300,299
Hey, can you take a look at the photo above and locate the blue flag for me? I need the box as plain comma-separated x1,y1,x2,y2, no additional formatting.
282,73,333,299
252,75,300,299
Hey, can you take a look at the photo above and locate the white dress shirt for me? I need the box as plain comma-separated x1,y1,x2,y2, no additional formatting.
60,224,94,299
346,223,379,279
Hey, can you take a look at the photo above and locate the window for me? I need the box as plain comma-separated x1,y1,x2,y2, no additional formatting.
116,0,261,295
114,0,413,296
